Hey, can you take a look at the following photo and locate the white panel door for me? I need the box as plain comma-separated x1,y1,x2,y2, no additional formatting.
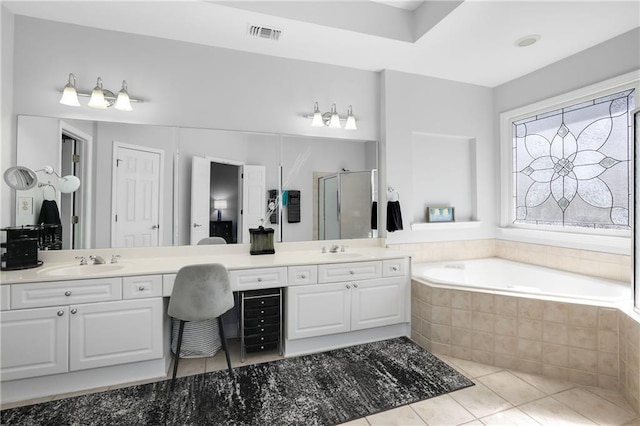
190,156,211,245
113,144,162,248
351,277,406,331
69,298,163,371
0,306,69,381
286,283,351,340
241,165,266,243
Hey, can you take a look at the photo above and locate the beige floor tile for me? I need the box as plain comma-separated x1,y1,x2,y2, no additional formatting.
172,356,206,378
519,396,596,425
338,418,370,426
623,418,640,426
480,407,541,425
478,371,545,406
108,375,167,390
0,395,55,410
553,388,637,425
366,405,427,426
579,386,636,412
449,383,512,418
411,394,475,425
511,370,575,395
459,421,484,426
445,357,502,378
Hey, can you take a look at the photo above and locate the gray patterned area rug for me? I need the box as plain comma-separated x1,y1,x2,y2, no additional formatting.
1,337,473,426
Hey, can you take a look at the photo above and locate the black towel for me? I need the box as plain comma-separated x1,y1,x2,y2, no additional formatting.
371,201,377,230
38,200,61,225
387,201,403,232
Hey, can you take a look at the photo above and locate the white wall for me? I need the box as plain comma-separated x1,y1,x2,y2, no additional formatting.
1,6,15,231
381,70,496,243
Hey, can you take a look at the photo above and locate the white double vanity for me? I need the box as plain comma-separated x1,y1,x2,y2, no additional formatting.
0,241,410,403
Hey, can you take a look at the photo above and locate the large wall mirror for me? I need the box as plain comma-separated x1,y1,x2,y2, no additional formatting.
12,115,379,249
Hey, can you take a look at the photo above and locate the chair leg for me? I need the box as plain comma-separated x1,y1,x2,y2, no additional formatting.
172,320,186,380
218,316,233,378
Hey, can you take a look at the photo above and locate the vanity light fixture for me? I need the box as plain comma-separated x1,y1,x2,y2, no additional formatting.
305,102,357,130
59,73,143,111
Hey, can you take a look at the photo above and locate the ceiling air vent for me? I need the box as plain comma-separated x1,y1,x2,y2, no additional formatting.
247,24,282,41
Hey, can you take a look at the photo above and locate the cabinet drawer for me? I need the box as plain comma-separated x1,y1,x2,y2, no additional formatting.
123,275,163,299
245,323,280,336
246,341,278,353
288,265,318,286
11,278,122,309
162,274,176,297
318,261,382,283
245,333,279,346
244,315,280,328
245,296,280,309
382,258,408,277
229,267,287,291
245,306,280,319
1,286,10,311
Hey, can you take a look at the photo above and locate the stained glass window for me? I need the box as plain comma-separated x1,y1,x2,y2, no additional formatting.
512,88,635,230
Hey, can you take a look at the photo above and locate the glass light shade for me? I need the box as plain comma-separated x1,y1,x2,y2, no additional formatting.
214,200,228,209
60,85,80,107
88,77,107,109
311,111,323,127
329,112,341,128
58,175,81,193
114,81,133,111
345,106,357,130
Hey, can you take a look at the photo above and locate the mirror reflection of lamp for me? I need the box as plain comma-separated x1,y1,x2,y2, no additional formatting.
214,200,227,221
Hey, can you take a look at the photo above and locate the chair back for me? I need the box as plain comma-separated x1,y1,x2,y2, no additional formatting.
197,237,227,245
168,263,234,322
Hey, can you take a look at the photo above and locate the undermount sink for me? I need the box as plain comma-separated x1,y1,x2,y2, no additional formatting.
320,252,363,260
37,263,125,277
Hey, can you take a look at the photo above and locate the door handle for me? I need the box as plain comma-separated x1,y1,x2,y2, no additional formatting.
193,223,202,228
151,224,159,229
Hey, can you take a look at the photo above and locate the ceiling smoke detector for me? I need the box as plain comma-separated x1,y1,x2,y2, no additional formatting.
247,24,282,41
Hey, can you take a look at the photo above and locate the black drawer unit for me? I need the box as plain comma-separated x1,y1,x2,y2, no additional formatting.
239,288,283,361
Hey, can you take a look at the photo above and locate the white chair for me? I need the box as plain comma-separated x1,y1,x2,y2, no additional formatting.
197,236,227,245
168,263,234,379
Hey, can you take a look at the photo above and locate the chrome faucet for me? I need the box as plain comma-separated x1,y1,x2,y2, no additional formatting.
329,245,340,253
89,255,106,265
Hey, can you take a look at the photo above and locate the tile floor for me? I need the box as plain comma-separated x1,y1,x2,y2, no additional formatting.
2,340,640,426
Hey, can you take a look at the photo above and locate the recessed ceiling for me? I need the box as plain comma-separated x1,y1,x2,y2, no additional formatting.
3,0,639,87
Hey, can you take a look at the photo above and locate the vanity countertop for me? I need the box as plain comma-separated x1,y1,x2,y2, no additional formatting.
0,241,411,284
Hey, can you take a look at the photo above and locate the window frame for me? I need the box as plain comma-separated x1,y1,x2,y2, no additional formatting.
499,71,640,253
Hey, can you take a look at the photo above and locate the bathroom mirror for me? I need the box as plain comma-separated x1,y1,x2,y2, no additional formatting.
12,115,379,249
3,166,38,191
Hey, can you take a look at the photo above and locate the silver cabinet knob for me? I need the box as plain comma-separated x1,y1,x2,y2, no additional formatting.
392,266,399,271
349,270,355,275
65,291,72,296
354,283,359,288
301,274,306,279
57,310,64,317
257,277,262,282
346,284,351,289
70,308,78,314
139,286,145,291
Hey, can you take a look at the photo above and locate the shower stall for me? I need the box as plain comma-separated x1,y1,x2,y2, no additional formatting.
318,170,377,240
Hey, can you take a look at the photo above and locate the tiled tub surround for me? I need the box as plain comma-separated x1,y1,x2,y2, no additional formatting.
411,279,640,415
388,238,631,282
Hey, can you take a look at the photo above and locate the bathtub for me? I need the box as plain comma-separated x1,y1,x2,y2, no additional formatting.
412,257,630,304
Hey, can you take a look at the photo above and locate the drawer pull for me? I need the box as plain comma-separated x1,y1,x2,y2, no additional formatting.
261,337,265,341
346,284,351,289
138,286,145,291
354,283,359,288
71,308,78,314
260,310,264,314
65,291,72,296
349,270,355,275
260,345,265,350
301,274,306,279
392,266,399,271
57,310,64,317
261,301,265,305
257,278,262,282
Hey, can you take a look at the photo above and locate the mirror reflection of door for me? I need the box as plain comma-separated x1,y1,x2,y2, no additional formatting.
190,156,265,245
111,143,163,248
60,134,82,249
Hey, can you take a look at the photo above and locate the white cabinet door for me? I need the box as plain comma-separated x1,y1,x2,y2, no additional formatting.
351,277,406,331
69,298,163,371
286,282,351,340
0,306,69,381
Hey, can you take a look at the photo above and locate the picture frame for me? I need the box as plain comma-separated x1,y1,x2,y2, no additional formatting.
426,206,455,223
